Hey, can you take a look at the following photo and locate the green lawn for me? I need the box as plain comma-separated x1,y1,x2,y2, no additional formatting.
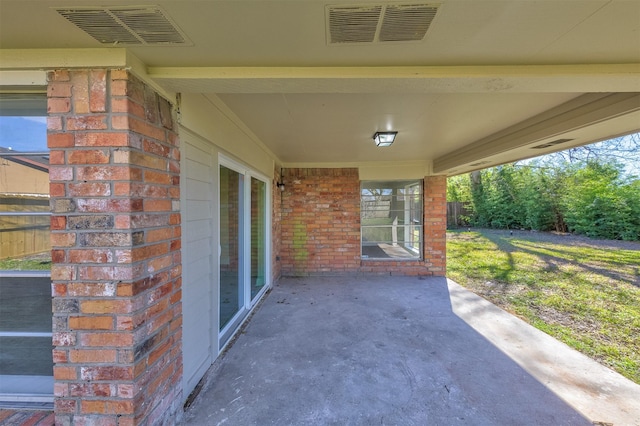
447,229,640,384
0,252,51,270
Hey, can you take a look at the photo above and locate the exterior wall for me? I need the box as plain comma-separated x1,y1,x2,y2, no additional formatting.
280,169,446,277
173,93,280,400
178,93,275,179
280,168,361,275
48,69,182,425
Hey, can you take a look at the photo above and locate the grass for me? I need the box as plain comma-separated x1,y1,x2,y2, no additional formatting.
0,252,51,271
447,229,640,384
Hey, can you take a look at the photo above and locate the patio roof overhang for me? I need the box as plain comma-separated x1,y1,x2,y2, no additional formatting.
1,0,639,175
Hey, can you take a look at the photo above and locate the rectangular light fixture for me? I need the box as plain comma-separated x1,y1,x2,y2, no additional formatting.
373,131,397,147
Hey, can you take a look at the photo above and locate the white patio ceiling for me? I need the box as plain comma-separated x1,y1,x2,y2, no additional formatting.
1,0,639,175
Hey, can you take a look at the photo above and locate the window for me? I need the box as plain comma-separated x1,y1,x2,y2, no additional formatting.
361,180,423,259
0,94,52,403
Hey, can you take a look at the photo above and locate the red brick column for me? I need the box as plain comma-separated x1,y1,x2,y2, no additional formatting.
48,69,182,425
423,175,447,275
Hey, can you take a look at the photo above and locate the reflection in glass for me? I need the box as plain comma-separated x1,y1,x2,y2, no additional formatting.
0,114,51,269
219,166,244,330
361,180,423,259
0,116,48,153
0,206,51,270
251,178,266,300
0,110,53,395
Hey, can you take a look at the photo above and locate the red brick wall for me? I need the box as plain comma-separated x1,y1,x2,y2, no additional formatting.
279,169,446,276
280,168,361,274
48,69,182,425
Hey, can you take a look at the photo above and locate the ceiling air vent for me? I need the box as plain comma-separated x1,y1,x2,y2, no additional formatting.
328,5,382,43
380,4,439,42
55,6,191,45
531,138,574,149
327,3,439,44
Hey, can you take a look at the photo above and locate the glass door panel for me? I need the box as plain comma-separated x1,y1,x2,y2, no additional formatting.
219,165,244,330
250,178,266,300
406,182,423,255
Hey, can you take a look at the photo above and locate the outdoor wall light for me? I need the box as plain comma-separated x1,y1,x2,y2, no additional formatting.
277,182,285,192
373,131,397,147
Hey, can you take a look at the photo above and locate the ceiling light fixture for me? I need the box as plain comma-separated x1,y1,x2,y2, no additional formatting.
373,131,397,147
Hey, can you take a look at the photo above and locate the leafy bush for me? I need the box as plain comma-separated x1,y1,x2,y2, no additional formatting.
449,160,639,241
563,162,640,240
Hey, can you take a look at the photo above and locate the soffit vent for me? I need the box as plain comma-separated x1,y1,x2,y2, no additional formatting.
380,4,439,42
531,138,574,149
55,6,191,45
328,5,382,44
327,3,439,44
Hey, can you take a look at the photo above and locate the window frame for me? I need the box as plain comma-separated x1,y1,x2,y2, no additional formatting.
360,179,423,260
0,93,53,405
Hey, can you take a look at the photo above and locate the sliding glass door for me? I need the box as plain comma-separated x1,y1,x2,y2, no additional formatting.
219,158,270,346
219,165,244,330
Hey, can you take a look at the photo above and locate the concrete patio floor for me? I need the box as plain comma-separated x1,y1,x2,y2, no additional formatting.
183,276,640,426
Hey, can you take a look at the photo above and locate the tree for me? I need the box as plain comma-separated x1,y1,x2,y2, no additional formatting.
448,133,640,240
521,133,640,177
563,161,640,240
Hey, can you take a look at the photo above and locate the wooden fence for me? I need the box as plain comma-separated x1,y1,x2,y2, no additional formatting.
447,202,472,228
0,195,50,260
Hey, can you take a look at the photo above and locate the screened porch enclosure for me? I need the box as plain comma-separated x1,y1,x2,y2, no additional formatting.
361,180,423,260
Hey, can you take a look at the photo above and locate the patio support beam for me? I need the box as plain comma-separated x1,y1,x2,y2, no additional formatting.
148,64,640,94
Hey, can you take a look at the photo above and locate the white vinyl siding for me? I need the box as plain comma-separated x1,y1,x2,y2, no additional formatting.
181,131,218,398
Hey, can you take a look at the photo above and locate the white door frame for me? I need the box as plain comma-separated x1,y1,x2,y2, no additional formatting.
217,154,271,351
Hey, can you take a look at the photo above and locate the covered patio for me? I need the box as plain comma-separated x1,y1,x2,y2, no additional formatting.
184,276,640,425
1,1,639,423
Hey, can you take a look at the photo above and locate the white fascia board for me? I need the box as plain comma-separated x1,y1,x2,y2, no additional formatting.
0,71,47,87
0,48,128,70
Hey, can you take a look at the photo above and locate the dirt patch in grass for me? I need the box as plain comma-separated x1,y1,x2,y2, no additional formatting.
496,228,640,250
